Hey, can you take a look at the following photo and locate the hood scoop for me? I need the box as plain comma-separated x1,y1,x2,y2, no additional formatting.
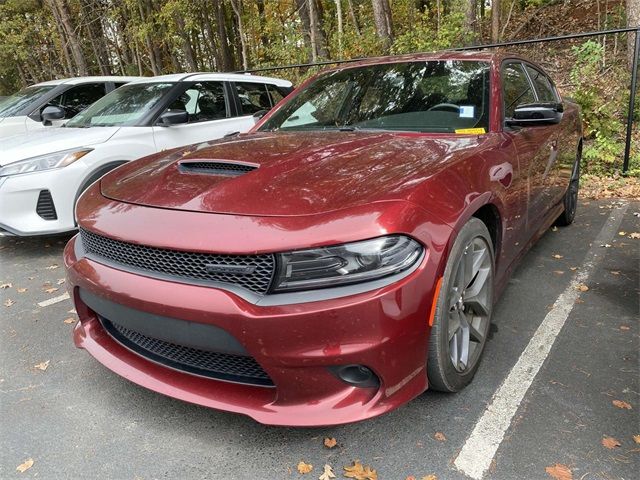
178,159,258,177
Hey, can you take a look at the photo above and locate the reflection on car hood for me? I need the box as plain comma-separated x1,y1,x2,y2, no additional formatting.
101,131,484,217
0,126,120,166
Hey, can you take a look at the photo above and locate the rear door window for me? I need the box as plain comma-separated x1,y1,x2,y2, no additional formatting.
169,81,228,123
234,82,272,115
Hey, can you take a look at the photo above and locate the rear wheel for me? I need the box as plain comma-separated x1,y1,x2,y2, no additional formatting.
556,144,581,226
427,218,494,392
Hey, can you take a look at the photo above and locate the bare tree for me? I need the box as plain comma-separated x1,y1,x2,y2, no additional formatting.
371,0,393,49
465,0,478,44
229,0,248,70
44,0,88,75
294,0,328,62
491,0,501,43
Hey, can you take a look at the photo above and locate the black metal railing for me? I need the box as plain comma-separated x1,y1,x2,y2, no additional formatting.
237,27,640,175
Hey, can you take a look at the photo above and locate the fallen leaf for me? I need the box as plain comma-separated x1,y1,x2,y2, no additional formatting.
576,283,589,292
421,476,437,480
545,463,572,480
323,437,337,449
0,282,12,289
68,308,77,314
553,270,565,275
406,477,416,480
44,287,59,294
433,432,446,442
610,271,620,275
628,232,640,239
297,461,313,474
63,317,76,324
16,458,34,473
344,461,377,480
56,278,66,285
620,325,630,331
17,288,27,293
569,267,578,271
4,299,15,307
601,436,621,449
34,360,50,371
612,399,632,410
600,243,611,248
319,464,336,480
551,226,558,231
633,434,640,444
45,264,59,270
552,254,563,259
618,231,626,236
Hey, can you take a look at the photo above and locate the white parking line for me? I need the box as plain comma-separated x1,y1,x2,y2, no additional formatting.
37,292,70,307
454,203,629,480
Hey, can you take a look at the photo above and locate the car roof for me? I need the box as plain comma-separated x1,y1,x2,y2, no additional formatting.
129,72,292,87
32,76,144,87
320,50,529,72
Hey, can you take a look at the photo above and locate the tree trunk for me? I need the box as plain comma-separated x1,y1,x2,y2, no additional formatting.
214,0,235,71
371,0,393,50
335,0,343,56
137,0,161,74
628,0,640,69
46,0,88,75
347,0,361,36
464,0,477,44
491,0,501,43
294,0,314,62
174,15,198,71
230,0,249,70
256,0,270,49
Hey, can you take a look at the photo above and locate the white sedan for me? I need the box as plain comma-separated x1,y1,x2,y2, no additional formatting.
0,76,142,138
0,73,293,236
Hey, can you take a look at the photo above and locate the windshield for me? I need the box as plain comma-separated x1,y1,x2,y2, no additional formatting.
66,82,175,127
0,85,56,118
260,60,490,133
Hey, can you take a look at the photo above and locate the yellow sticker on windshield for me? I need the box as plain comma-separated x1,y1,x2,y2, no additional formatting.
455,128,486,134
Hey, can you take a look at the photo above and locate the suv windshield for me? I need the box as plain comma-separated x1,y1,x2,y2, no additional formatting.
260,60,490,133
0,85,56,118
66,82,175,127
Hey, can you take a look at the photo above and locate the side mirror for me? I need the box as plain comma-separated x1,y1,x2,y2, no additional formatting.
157,110,189,127
253,109,269,119
506,102,563,127
41,105,65,125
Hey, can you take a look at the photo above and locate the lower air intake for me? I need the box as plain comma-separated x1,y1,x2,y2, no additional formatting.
36,190,57,220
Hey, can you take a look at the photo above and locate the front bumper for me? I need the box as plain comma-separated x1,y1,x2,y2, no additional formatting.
65,232,441,426
0,164,85,236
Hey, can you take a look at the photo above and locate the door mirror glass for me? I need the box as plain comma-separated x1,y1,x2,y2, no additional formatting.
506,102,563,126
157,110,189,126
41,105,65,124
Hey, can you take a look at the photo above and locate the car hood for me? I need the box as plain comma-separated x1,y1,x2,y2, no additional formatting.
101,131,483,217
0,126,119,166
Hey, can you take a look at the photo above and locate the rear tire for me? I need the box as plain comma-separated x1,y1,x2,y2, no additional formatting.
556,145,581,227
427,218,495,392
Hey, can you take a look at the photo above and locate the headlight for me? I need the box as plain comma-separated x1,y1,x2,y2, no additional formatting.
272,235,423,293
0,148,92,177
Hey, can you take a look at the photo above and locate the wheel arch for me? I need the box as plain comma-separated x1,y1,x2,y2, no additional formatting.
73,160,129,223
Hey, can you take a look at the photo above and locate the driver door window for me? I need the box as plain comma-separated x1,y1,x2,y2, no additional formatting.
502,63,536,118
49,83,106,119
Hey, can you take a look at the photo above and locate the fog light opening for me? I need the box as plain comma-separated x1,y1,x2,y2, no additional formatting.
330,364,380,388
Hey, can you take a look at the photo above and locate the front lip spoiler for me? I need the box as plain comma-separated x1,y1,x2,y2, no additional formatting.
0,222,76,237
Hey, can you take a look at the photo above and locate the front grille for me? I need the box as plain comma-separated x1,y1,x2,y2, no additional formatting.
100,317,274,386
80,228,275,295
179,161,257,176
36,190,57,220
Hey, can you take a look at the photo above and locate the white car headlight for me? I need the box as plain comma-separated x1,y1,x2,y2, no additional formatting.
0,148,92,177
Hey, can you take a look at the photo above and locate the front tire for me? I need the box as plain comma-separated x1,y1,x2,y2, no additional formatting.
427,218,495,392
556,144,581,226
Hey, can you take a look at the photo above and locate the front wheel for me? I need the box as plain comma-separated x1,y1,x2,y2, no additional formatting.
427,218,495,392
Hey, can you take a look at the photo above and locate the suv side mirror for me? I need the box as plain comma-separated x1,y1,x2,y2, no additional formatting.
157,110,189,127
41,105,66,125
506,102,563,127
253,109,269,119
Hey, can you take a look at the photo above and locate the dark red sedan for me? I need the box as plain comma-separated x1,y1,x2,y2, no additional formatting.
64,51,582,426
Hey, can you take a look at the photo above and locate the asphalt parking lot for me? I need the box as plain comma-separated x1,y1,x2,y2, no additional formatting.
1,199,638,480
